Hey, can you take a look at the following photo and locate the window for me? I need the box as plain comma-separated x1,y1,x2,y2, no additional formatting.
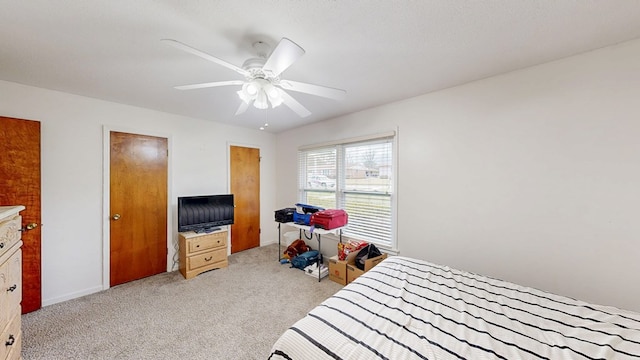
298,132,395,249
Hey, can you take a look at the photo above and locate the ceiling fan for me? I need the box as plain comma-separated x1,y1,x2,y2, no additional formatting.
162,38,346,118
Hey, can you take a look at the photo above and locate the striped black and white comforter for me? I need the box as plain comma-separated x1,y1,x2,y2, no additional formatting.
269,256,640,359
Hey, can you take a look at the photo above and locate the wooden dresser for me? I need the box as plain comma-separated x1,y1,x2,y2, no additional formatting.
179,229,228,279
0,206,24,360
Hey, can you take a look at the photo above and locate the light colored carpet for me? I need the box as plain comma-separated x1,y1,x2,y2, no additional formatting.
22,244,342,359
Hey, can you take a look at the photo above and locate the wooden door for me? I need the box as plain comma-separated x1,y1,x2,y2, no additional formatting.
110,131,168,286
0,116,42,314
230,146,260,253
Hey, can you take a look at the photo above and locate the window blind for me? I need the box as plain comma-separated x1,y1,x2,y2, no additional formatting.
298,133,395,248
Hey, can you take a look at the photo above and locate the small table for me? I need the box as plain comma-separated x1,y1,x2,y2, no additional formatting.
277,222,345,282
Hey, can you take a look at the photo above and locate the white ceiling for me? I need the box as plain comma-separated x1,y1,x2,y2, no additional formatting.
2,1,640,133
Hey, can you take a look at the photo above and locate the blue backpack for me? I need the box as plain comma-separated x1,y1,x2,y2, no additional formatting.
291,250,319,270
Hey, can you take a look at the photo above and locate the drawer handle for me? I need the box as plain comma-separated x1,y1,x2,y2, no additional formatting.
7,284,17,293
5,334,15,346
204,256,213,261
196,245,200,248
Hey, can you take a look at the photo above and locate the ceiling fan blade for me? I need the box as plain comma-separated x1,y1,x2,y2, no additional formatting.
280,91,311,118
174,80,244,90
162,39,248,76
235,101,250,115
262,38,305,77
279,80,346,101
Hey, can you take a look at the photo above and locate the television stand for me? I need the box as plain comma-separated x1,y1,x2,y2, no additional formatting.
179,229,228,279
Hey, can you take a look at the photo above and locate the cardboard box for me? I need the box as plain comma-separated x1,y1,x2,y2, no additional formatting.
328,256,348,285
346,253,388,284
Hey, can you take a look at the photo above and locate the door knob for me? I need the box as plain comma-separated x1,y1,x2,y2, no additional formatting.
19,223,39,231
112,214,121,221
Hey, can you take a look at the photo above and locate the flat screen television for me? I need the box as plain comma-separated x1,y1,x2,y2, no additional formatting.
178,194,234,233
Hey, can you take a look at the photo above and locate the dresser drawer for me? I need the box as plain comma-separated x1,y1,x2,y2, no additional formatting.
179,230,228,279
188,247,226,270
5,329,21,360
0,248,21,329
188,232,226,253
0,215,20,259
6,249,22,310
0,310,21,360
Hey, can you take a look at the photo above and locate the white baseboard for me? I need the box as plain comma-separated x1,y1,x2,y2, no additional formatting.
261,239,278,246
42,285,104,307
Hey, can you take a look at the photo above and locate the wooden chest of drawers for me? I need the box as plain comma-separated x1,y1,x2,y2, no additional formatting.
179,230,228,279
0,206,24,360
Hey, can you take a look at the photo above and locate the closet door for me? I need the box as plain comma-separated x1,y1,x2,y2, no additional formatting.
109,131,168,286
0,116,42,313
230,145,260,253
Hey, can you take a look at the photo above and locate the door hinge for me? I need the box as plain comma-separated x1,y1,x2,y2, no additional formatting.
259,228,261,234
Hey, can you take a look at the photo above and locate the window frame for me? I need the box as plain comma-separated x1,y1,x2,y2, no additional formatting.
297,131,397,251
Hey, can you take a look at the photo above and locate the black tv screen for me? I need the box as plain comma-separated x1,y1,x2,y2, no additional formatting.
178,194,234,233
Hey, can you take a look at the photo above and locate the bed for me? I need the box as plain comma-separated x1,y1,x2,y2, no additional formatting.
269,256,640,359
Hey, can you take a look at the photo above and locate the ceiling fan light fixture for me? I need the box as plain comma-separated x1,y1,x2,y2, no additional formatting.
269,96,283,108
265,84,283,108
245,82,259,95
237,88,252,104
236,79,284,109
253,89,269,109
264,82,278,98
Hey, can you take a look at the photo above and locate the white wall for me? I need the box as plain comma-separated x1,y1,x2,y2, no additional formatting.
276,38,640,312
0,80,278,306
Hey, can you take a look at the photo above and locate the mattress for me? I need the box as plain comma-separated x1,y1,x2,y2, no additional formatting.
269,256,640,359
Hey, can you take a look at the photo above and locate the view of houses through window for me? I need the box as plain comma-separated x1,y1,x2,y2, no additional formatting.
298,134,395,248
